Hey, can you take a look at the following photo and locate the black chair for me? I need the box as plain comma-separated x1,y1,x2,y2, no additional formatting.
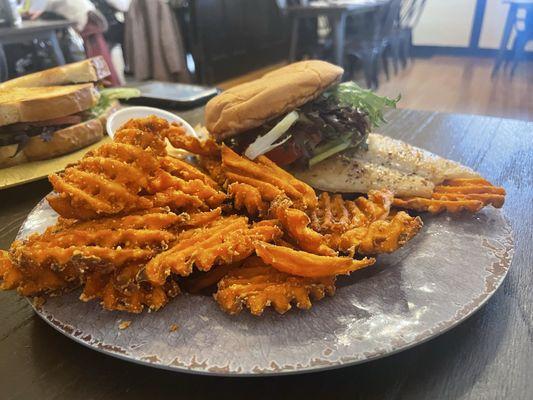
0,45,7,82
387,0,426,74
278,0,322,62
345,0,402,89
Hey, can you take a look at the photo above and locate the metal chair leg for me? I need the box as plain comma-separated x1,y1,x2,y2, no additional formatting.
493,4,518,77
371,52,380,89
511,33,528,76
361,54,374,89
382,48,390,81
390,38,400,74
289,17,300,62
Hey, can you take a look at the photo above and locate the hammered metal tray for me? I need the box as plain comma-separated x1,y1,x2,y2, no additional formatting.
18,199,514,376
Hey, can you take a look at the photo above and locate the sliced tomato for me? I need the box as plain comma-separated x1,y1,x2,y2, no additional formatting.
265,138,304,166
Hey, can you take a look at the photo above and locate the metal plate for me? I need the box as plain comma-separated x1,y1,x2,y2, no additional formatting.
19,199,514,376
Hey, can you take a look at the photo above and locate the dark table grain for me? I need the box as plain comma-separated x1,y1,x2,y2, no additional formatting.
0,109,531,400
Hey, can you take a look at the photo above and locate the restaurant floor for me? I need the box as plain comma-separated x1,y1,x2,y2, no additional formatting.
217,56,532,122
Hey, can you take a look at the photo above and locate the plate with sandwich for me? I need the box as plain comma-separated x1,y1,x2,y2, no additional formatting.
0,60,513,376
0,56,139,189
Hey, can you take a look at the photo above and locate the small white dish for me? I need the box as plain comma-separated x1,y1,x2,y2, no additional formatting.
106,106,197,139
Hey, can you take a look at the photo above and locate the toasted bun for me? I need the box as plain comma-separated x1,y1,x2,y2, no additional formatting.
206,60,344,139
0,100,119,167
0,144,28,168
23,119,104,161
0,57,110,89
0,84,99,127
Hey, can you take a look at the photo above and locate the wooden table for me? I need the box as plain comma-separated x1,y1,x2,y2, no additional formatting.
0,19,74,72
287,1,386,66
1,108,532,399
491,0,533,76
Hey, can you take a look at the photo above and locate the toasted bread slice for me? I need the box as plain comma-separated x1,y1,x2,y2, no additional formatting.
0,100,120,167
23,100,120,161
0,84,99,127
0,57,110,90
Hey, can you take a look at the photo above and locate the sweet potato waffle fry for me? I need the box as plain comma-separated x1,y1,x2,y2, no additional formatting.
1,116,429,316
269,191,421,257
81,263,180,313
164,123,220,157
392,178,506,214
304,191,423,256
270,196,336,256
222,145,317,210
181,262,241,294
255,241,375,278
15,210,181,270
48,117,225,219
228,182,268,217
214,256,336,315
328,212,423,255
144,216,283,286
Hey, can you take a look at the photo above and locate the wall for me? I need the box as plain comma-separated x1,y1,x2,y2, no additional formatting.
479,0,533,50
413,0,533,51
413,0,477,47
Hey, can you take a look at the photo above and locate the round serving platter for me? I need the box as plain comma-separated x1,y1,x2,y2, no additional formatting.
19,198,514,376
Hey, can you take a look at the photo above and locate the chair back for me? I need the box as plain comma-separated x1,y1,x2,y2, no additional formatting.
400,0,427,29
381,0,402,39
346,0,401,46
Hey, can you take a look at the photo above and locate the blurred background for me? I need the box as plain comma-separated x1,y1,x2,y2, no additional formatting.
0,0,531,121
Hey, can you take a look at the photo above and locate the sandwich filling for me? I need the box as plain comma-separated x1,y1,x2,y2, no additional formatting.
0,88,139,158
226,82,399,168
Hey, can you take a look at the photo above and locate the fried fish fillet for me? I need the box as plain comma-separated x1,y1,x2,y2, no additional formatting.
294,133,481,197
214,256,336,315
293,133,505,213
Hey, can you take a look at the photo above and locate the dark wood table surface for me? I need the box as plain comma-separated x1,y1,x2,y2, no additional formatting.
0,108,531,400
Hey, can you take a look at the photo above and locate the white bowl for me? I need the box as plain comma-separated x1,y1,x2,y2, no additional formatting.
106,106,197,139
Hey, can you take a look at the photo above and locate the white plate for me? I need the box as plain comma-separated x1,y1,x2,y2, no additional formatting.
106,106,197,138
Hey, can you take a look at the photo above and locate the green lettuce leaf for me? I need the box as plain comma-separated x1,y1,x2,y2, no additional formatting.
90,87,141,118
322,82,400,128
